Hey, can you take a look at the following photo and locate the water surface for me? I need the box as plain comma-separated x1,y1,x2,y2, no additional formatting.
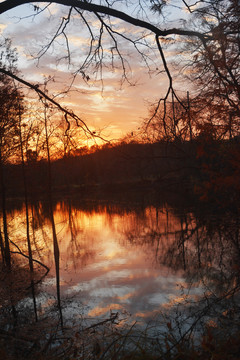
2,196,240,336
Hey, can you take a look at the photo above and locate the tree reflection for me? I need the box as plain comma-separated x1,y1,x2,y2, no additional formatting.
121,202,240,348
125,204,240,289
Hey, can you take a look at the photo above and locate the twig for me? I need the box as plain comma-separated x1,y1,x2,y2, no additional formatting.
82,312,119,332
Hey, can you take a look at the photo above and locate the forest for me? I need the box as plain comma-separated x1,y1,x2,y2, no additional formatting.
3,136,240,209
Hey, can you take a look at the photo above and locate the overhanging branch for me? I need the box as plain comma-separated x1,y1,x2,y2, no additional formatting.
0,0,211,42
0,67,100,138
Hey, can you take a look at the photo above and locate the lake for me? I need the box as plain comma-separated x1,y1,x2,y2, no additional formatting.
1,193,240,357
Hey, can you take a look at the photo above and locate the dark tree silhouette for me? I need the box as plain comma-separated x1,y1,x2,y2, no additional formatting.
0,39,24,269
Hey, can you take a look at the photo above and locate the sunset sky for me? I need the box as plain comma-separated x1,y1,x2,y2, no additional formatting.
0,1,189,142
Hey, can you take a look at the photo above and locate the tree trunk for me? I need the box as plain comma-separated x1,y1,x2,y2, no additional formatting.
0,153,11,270
19,118,34,273
0,229,5,265
44,101,63,327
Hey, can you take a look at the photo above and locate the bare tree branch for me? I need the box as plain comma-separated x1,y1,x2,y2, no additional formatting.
0,67,108,141
0,0,212,42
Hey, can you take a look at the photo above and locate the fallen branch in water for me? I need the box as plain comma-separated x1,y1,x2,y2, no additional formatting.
82,312,119,332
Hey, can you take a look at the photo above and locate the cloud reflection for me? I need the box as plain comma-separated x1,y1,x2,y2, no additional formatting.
9,200,198,326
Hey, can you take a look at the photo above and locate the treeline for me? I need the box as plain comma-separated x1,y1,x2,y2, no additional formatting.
4,140,192,195
4,137,240,206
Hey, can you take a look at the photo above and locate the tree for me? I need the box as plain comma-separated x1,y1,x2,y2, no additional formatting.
142,96,194,142
180,0,240,138
138,1,240,141
0,0,238,134
0,39,24,269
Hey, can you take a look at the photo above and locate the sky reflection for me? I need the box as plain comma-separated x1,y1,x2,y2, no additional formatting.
9,201,197,325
